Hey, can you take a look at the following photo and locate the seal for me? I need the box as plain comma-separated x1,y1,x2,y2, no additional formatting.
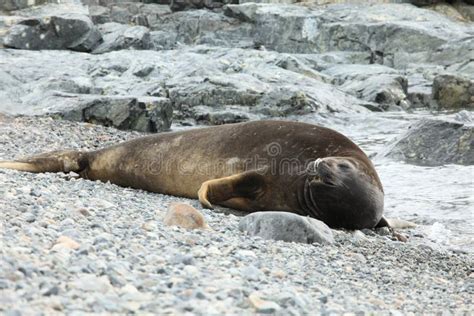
0,120,388,229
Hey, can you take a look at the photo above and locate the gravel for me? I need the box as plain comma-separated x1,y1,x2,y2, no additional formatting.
0,115,472,314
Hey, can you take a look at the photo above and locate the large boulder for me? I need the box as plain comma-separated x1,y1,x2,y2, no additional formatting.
148,9,254,50
404,64,445,109
170,0,233,12
323,64,409,111
89,3,172,26
0,0,47,11
432,74,474,110
0,47,371,129
23,93,173,133
239,211,334,245
3,14,102,52
224,3,471,59
93,23,152,54
383,119,474,166
163,47,370,117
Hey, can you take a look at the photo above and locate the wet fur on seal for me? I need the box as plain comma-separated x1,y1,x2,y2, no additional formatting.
0,120,387,229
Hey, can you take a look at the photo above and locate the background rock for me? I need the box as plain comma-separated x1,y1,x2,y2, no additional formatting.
383,119,474,166
323,64,409,110
0,1,472,127
93,23,152,54
0,47,370,129
170,0,234,12
3,14,102,52
239,212,334,245
432,74,474,110
0,0,48,11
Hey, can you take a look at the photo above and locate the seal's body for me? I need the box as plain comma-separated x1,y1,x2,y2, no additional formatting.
0,120,386,229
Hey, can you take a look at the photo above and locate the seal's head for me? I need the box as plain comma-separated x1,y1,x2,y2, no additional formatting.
305,157,384,229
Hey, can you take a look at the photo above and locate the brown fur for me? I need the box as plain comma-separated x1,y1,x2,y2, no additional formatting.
0,120,385,229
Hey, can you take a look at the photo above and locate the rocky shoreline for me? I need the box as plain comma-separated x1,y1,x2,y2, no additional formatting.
1,116,472,314
0,0,473,314
1,1,473,128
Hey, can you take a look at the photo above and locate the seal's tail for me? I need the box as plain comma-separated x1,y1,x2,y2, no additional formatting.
0,150,88,174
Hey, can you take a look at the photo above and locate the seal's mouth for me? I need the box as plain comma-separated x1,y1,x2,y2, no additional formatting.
311,159,337,187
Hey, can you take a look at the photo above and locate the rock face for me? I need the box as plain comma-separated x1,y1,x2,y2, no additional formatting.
432,74,474,110
1,0,47,11
384,119,474,166
60,95,173,132
0,47,369,129
170,0,233,12
224,3,470,55
323,64,409,111
239,212,334,245
0,1,472,128
93,23,152,54
3,15,102,52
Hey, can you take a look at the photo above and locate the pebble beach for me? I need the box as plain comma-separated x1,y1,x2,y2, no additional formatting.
1,115,472,315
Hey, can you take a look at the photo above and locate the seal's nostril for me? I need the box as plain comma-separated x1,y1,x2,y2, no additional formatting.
315,158,322,168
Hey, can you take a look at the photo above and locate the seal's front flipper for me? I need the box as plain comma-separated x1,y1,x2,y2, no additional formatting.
375,216,409,242
386,218,417,229
0,150,88,174
198,170,267,210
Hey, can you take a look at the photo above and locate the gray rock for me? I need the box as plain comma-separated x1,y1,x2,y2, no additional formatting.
454,2,474,22
406,72,435,109
240,265,264,281
88,2,172,27
224,3,471,57
0,48,368,127
383,119,474,166
427,38,474,78
89,5,112,25
3,14,102,52
110,6,132,24
323,64,409,110
239,212,334,245
0,0,47,11
170,0,232,12
71,274,112,293
3,78,172,132
149,9,253,49
78,96,172,132
191,105,252,125
93,23,152,54
41,285,60,296
23,212,36,223
149,30,178,50
432,74,474,110
171,254,195,265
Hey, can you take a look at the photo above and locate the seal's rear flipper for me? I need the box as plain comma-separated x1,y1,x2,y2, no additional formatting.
0,150,88,174
0,161,45,172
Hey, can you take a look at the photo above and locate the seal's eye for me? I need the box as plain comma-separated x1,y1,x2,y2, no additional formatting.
338,163,350,170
